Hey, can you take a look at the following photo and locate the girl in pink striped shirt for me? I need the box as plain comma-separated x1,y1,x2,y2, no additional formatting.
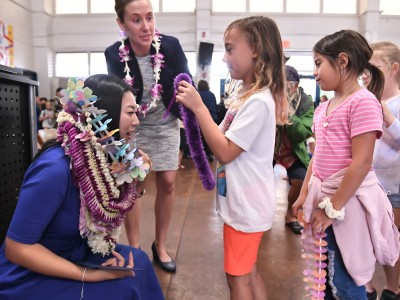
293,30,399,299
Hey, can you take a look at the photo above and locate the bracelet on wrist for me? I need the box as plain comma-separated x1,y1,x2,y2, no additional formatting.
135,189,146,198
318,197,345,220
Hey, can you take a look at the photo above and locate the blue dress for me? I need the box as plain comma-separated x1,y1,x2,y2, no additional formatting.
0,146,164,300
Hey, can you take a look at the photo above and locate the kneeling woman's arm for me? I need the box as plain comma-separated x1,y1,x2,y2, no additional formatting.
5,238,134,282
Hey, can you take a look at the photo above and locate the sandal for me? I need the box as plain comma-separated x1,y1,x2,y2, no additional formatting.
285,221,303,234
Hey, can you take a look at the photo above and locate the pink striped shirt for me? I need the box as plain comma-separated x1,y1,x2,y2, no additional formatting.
312,88,383,180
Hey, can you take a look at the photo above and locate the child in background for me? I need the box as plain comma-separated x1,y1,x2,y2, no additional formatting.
363,42,400,300
293,30,399,299
39,101,56,129
176,16,288,299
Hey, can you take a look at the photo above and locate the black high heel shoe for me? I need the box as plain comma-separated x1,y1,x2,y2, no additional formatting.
151,241,176,273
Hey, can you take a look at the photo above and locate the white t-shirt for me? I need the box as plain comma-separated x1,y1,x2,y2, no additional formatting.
216,89,276,232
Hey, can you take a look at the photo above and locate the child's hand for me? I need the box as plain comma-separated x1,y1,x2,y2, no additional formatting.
292,194,306,217
382,101,395,128
175,81,203,112
310,209,333,238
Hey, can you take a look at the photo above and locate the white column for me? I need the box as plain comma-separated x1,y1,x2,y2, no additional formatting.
359,0,380,43
31,0,53,98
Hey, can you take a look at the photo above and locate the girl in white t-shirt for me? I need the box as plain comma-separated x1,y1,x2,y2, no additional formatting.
177,16,288,300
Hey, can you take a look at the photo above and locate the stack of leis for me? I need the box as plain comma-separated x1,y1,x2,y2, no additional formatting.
119,29,165,116
298,212,327,299
56,78,150,256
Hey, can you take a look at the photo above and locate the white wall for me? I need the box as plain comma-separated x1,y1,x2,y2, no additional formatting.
0,0,33,70
2,0,400,98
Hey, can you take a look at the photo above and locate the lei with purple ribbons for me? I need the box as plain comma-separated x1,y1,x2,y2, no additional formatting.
174,73,216,191
57,78,150,256
119,30,165,116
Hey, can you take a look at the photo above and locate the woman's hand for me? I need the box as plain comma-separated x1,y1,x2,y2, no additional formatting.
86,251,135,282
138,149,152,169
175,81,204,113
101,250,133,268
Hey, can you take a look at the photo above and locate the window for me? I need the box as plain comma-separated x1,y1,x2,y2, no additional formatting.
184,52,197,77
90,53,108,75
250,0,283,13
323,0,356,14
286,0,319,13
162,0,195,12
55,0,87,14
212,0,246,12
380,0,400,15
56,0,160,14
56,53,89,77
90,0,114,13
150,0,160,13
209,52,228,98
56,52,108,78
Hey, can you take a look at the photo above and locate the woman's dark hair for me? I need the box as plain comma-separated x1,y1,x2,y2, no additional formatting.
84,74,133,139
197,80,209,91
115,0,152,22
313,30,384,100
33,75,132,162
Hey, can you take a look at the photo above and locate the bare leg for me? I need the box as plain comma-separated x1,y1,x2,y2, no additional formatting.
382,207,400,293
178,150,184,168
250,265,268,300
124,199,141,248
285,178,303,223
124,179,146,248
226,273,253,300
154,170,177,262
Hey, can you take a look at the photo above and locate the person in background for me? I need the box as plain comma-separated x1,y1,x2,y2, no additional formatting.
306,135,315,158
362,41,400,300
217,94,228,124
178,119,189,169
176,15,288,300
198,79,218,162
53,87,64,113
0,75,163,299
320,95,328,103
293,30,399,299
274,65,314,234
39,100,56,129
105,0,192,273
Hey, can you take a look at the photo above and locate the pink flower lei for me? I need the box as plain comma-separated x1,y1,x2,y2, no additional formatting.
119,30,165,116
57,78,150,256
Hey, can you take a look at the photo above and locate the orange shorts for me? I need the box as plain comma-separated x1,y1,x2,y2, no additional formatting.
223,224,264,276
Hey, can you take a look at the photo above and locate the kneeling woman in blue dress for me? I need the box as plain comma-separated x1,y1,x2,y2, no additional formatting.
0,75,164,300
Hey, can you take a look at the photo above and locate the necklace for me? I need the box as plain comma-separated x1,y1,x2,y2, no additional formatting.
323,86,358,128
119,30,164,116
58,78,150,256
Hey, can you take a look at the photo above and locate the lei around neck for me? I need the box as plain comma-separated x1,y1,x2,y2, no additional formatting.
119,30,165,116
56,78,150,256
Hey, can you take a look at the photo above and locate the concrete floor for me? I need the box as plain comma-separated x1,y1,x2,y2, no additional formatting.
120,159,387,300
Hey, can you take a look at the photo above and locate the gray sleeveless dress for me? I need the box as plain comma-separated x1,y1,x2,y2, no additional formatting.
135,55,179,171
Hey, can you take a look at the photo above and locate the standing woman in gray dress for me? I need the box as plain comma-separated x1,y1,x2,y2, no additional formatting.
105,0,192,273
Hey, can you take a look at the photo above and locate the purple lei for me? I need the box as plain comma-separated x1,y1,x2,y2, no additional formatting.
174,73,216,191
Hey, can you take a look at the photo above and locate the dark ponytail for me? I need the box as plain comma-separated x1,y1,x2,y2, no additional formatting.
365,62,384,101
